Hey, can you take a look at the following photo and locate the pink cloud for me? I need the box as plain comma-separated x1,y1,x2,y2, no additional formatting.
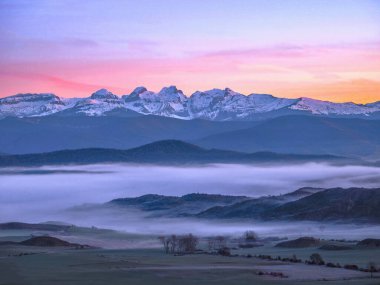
0,42,379,102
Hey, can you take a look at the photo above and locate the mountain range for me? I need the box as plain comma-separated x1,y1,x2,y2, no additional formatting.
0,114,379,158
1,86,380,120
197,187,380,223
1,87,379,158
100,187,380,223
0,140,349,167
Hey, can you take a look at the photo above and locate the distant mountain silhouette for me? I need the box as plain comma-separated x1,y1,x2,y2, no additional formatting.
0,115,255,154
99,187,380,223
196,115,380,158
108,193,249,217
0,140,349,167
264,187,380,222
0,115,379,159
198,187,380,223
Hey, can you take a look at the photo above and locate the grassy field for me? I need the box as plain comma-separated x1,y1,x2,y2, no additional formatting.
0,227,379,285
232,244,380,268
1,246,379,285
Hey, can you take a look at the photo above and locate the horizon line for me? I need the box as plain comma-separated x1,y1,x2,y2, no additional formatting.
2,86,379,105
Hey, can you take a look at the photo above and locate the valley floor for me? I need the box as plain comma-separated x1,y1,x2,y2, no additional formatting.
1,247,379,285
0,227,379,285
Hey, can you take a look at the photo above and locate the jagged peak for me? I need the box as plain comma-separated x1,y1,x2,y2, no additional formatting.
1,86,380,120
193,88,239,95
157,86,186,102
190,88,224,97
123,86,150,102
159,85,184,95
130,86,148,96
90,89,118,100
224,87,245,97
224,87,235,94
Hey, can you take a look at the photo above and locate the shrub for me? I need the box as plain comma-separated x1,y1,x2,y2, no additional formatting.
217,247,231,256
310,253,324,265
243,230,258,241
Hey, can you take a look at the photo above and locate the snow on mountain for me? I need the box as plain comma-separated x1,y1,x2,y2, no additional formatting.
156,86,188,117
67,89,124,116
90,88,119,100
245,94,296,112
290,97,380,115
188,88,297,120
0,87,379,120
188,89,229,119
123,86,189,119
0,93,66,118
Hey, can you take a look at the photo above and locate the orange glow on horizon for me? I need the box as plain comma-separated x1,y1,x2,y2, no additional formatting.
0,43,379,104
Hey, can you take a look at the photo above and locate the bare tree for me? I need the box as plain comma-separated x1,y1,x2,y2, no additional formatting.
215,236,227,249
207,236,227,251
169,235,178,254
159,234,199,254
178,234,199,253
207,237,216,251
368,262,377,279
158,236,170,254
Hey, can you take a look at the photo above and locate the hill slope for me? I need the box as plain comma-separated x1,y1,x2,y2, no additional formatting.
265,187,380,222
0,115,255,154
196,116,380,158
0,140,348,166
108,193,249,217
1,114,379,159
99,187,380,223
198,188,380,223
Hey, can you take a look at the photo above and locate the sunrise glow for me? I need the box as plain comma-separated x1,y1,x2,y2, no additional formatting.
1,0,380,103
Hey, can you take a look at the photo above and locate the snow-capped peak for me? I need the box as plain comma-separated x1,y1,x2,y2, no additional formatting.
122,86,189,118
130,86,148,96
224,87,241,96
0,93,66,118
158,86,186,102
0,93,62,104
90,89,118,100
159,85,181,94
289,97,376,115
1,87,380,120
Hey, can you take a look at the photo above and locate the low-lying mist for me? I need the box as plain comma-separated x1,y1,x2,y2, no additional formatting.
1,162,380,239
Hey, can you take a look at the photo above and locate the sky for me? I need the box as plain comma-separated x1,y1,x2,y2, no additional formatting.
0,0,379,103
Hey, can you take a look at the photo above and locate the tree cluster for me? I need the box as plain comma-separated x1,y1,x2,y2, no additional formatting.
243,230,258,242
207,235,227,251
309,253,325,265
158,234,199,254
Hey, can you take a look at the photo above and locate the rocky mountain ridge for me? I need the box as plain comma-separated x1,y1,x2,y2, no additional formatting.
1,86,379,120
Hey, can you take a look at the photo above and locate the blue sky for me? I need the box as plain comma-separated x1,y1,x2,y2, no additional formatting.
1,0,379,102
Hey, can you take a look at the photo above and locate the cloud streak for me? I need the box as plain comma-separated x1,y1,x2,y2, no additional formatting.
1,40,379,102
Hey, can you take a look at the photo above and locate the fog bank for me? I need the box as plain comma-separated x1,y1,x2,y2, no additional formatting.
1,163,379,238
